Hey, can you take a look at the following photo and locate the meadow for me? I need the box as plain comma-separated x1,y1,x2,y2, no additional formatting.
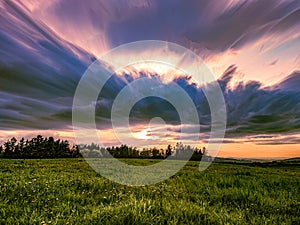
0,158,299,224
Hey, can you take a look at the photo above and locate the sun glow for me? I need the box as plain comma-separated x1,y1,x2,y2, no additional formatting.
133,117,167,141
134,128,152,140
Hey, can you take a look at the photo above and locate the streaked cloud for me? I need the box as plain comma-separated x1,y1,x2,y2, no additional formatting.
0,0,299,153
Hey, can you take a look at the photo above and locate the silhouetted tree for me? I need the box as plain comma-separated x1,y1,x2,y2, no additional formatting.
1,135,206,160
166,144,172,157
151,147,161,158
1,135,79,158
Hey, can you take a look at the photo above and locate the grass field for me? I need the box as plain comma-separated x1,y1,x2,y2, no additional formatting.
0,158,299,224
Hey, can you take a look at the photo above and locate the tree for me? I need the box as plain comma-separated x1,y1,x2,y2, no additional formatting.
140,149,150,158
151,147,160,158
1,135,78,158
202,147,206,156
166,144,172,157
19,138,25,156
3,137,17,157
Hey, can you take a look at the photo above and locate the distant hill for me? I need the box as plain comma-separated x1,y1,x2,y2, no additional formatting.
280,157,300,162
214,157,252,163
213,157,300,166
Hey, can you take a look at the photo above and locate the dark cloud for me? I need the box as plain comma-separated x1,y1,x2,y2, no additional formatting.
90,68,300,138
244,134,300,145
102,0,300,52
0,0,93,98
33,0,300,54
221,67,300,135
276,71,300,92
187,0,300,51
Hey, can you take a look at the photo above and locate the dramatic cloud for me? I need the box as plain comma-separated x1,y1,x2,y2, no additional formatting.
0,0,299,152
11,0,299,85
20,0,300,55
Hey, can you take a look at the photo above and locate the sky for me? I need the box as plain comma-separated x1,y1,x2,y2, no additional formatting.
0,0,299,159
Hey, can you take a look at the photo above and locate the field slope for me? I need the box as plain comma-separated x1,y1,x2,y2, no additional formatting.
0,158,299,224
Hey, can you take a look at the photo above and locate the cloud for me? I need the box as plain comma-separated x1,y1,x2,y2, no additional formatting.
0,0,299,147
221,68,300,135
15,0,300,87
276,71,300,92
242,133,300,145
15,0,300,57
88,67,300,139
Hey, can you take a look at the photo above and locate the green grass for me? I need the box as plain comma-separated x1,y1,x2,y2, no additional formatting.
0,158,299,224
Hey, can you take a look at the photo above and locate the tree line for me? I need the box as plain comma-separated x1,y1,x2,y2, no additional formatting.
0,135,79,158
0,135,207,161
79,142,206,160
